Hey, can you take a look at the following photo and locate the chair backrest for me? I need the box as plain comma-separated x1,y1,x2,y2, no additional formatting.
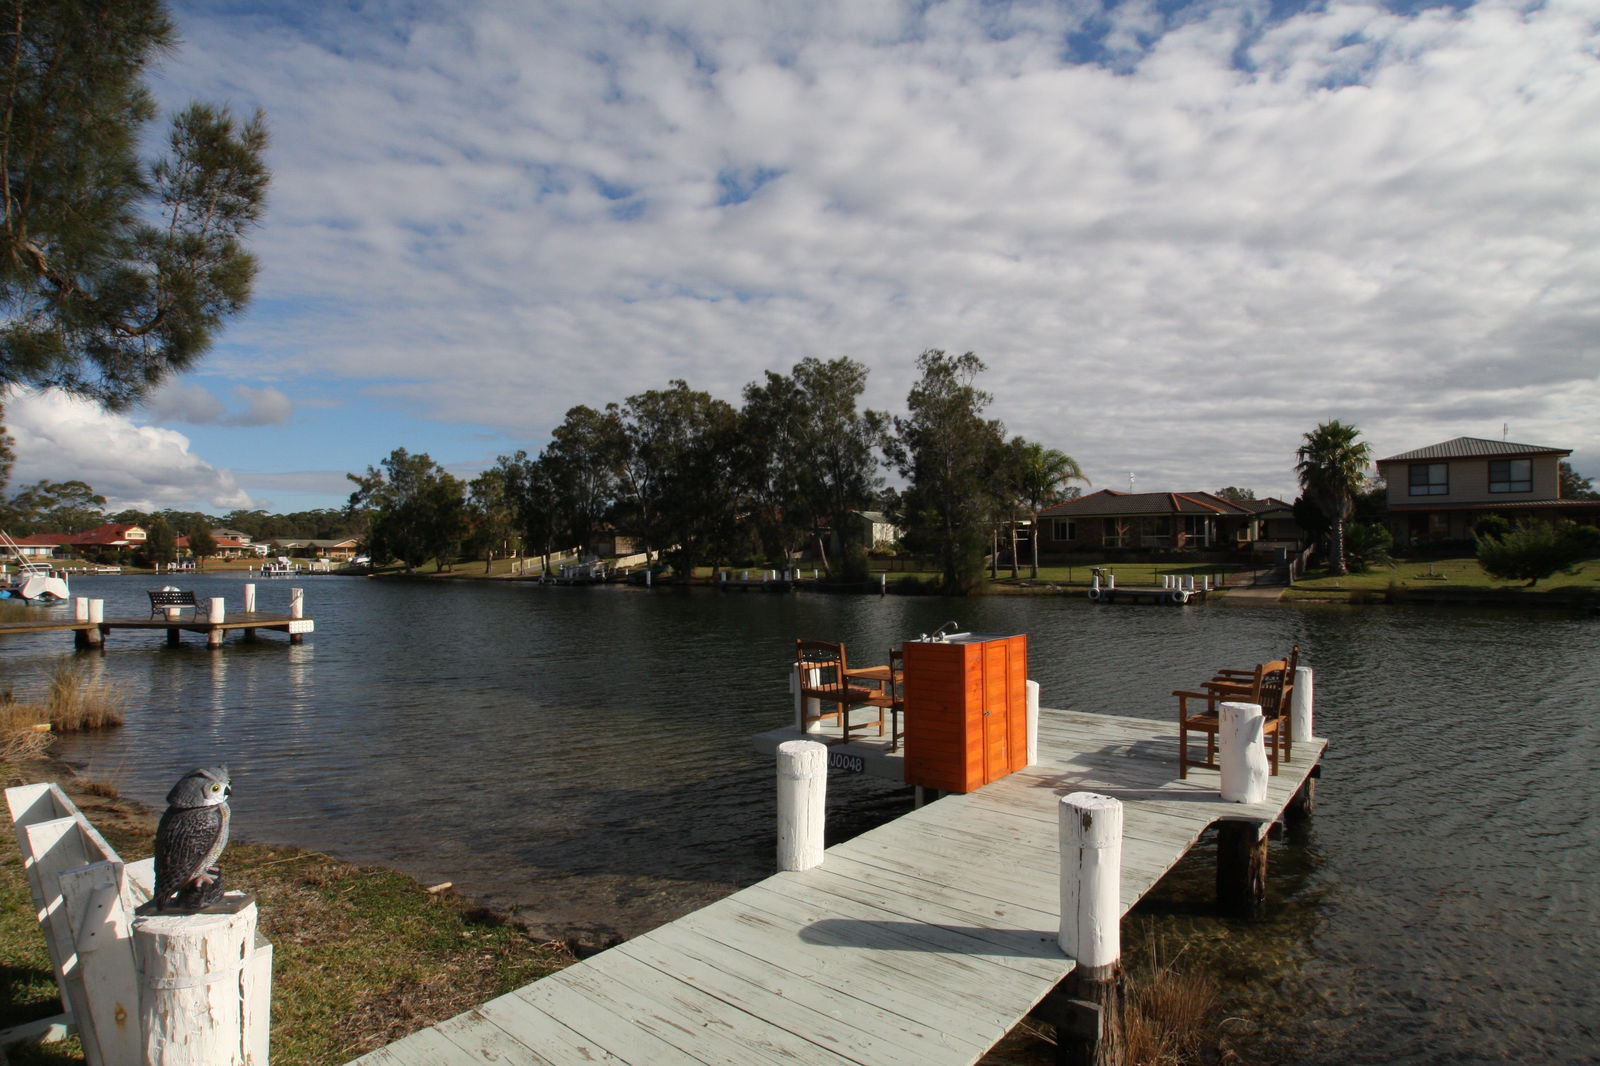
796,639,848,695
1257,659,1292,718
887,645,905,698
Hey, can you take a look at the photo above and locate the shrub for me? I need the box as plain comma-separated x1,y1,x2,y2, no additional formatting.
1344,522,1394,573
44,658,126,731
1476,520,1600,587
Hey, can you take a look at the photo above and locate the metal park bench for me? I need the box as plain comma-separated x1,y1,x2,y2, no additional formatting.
148,588,208,619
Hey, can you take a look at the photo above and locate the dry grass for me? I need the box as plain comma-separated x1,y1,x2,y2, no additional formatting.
43,658,125,731
1124,954,1224,1065
0,699,53,760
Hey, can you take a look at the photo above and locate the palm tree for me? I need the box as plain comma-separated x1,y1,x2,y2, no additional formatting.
1011,438,1089,578
1295,420,1373,577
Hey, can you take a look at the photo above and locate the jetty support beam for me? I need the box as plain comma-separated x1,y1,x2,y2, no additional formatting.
1216,819,1270,919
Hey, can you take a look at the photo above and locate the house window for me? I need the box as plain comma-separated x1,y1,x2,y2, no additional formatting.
1409,463,1448,496
1051,519,1076,541
1488,459,1531,493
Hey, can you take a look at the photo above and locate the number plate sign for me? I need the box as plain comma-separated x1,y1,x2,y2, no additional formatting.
828,751,865,774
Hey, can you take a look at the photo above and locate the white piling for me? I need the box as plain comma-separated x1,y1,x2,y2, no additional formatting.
89,599,104,624
1091,575,1101,592
289,587,304,619
1184,574,1195,591
791,667,824,733
1058,791,1122,968
776,740,827,871
1219,701,1269,803
74,597,90,621
208,598,226,624
134,900,263,1066
1026,680,1040,766
645,569,652,587
1291,666,1314,742
1107,573,1116,590
243,583,256,613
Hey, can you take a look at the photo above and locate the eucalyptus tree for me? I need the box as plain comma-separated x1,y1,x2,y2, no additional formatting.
466,466,519,573
0,0,270,490
614,380,739,574
882,350,1008,595
3,478,107,533
1007,438,1089,578
542,405,624,557
345,448,466,572
1294,419,1373,577
187,526,217,568
739,357,881,577
143,516,177,566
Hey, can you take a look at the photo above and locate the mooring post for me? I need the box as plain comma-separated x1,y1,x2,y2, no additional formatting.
134,896,265,1066
776,740,826,871
1055,791,1126,1066
1026,680,1041,766
73,597,99,649
1291,666,1314,752
206,598,226,649
289,587,306,644
243,583,256,613
791,666,824,733
87,599,104,649
1218,701,1268,804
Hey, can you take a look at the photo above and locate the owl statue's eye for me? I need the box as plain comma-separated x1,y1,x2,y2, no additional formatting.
212,784,222,792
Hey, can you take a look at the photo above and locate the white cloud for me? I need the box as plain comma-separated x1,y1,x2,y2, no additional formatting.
145,384,294,427
74,0,1600,502
5,389,254,512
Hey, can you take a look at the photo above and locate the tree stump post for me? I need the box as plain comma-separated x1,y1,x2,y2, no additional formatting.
776,740,826,871
134,895,264,1066
1218,701,1268,803
1057,792,1125,1066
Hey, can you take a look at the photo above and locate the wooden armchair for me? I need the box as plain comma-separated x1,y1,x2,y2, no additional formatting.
1209,645,1299,694
795,639,885,743
1174,658,1294,778
850,646,904,752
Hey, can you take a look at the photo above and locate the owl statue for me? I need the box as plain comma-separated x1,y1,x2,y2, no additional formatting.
144,766,232,913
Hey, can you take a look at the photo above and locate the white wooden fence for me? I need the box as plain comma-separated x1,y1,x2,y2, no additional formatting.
4,782,272,1065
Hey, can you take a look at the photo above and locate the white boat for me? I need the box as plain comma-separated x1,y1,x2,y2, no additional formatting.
1,531,71,602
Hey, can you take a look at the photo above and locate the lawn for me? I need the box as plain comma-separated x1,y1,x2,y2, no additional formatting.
1285,555,1600,601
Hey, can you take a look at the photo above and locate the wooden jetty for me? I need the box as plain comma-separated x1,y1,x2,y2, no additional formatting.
347,703,1324,1066
0,601,313,650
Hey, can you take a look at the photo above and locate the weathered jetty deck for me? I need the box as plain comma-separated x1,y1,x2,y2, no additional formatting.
348,706,1324,1066
0,612,313,648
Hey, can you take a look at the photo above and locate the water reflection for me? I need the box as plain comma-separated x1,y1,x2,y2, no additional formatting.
11,576,1595,1064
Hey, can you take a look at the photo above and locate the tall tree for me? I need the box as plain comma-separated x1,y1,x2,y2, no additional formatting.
1559,461,1598,500
739,357,881,577
1295,420,1373,577
882,350,1008,595
494,450,561,575
614,380,739,574
466,466,518,573
1,0,269,409
345,449,465,573
187,526,217,568
3,478,106,532
143,515,176,565
1009,438,1088,578
542,405,622,557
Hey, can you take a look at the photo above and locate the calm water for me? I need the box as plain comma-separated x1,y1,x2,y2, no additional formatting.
9,576,1598,1064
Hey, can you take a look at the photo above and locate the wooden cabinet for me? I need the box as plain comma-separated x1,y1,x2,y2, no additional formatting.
902,633,1028,794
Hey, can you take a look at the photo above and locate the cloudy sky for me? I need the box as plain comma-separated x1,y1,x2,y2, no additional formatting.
7,0,1598,513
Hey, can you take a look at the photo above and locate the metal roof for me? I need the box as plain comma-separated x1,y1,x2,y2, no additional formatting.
1377,436,1570,463
1037,489,1256,518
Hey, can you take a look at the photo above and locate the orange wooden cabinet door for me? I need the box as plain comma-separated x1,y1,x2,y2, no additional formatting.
903,634,1028,793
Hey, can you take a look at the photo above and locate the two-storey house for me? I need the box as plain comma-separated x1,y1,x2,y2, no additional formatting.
1376,436,1599,544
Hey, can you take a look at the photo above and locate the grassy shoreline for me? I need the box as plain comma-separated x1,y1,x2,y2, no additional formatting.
1,753,576,1066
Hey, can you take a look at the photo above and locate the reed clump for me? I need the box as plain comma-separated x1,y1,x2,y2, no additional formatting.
43,657,126,732
1123,959,1224,1065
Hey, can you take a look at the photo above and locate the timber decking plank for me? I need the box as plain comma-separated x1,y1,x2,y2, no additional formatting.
637,911,994,1053
433,1009,561,1065
496,976,706,1066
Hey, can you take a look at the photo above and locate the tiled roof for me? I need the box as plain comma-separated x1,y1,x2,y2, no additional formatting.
1377,436,1569,463
68,523,144,545
1037,489,1256,518
11,533,72,545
